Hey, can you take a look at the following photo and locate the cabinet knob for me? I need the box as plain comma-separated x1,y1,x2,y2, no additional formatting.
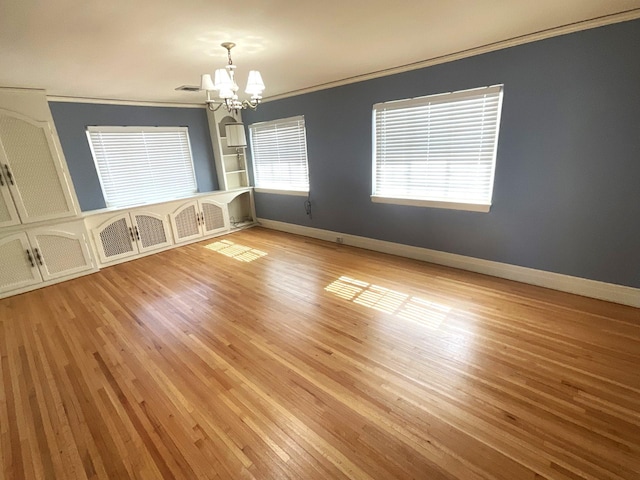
3,164,14,185
128,226,135,243
134,225,140,241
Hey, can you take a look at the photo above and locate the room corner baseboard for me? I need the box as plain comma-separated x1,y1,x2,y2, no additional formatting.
256,218,639,308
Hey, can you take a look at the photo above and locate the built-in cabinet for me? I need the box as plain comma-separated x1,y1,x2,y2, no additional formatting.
0,105,77,227
85,189,254,267
93,210,172,263
170,198,228,244
0,221,93,295
0,88,96,299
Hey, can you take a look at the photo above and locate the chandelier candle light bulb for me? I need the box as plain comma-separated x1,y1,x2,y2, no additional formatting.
200,42,265,113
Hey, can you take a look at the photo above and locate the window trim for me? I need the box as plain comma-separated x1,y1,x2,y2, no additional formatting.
86,125,198,208
249,115,310,194
254,188,309,197
371,195,491,213
371,85,503,213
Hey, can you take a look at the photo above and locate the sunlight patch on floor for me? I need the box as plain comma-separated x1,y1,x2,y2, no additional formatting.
325,276,451,329
204,240,267,263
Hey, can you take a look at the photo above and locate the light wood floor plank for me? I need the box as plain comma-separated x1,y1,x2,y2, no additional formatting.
1,227,639,479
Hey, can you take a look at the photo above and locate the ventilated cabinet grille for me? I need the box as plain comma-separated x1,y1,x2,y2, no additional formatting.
134,214,167,248
100,218,134,258
174,205,199,239
202,203,225,232
0,236,39,289
36,234,86,275
0,115,69,218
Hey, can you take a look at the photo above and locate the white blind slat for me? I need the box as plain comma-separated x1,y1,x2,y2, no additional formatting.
249,115,309,191
86,126,197,208
373,85,503,205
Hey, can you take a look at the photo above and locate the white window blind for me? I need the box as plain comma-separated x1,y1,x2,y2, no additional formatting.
87,126,197,208
373,85,503,211
249,116,309,192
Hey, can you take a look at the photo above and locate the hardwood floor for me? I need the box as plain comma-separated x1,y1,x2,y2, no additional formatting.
1,227,639,480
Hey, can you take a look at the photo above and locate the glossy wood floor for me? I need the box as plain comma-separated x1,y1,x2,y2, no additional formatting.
1,228,639,480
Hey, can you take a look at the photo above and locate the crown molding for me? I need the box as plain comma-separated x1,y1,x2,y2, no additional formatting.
264,9,640,103
47,96,204,108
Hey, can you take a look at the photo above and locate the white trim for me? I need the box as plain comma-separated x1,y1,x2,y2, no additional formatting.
257,218,640,308
264,9,640,103
47,96,204,108
371,196,491,213
254,188,309,197
249,115,305,128
372,85,502,110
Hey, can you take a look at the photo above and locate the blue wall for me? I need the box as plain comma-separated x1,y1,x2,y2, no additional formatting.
49,102,218,211
244,19,640,288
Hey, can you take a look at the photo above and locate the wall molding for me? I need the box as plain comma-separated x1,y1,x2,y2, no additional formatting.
47,96,204,108
257,218,640,308
265,9,640,102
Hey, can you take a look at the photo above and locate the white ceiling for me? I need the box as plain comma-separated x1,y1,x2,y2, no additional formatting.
1,1,639,105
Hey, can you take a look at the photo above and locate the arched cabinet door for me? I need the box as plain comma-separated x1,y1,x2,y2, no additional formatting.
199,199,229,236
0,232,42,294
0,169,20,227
27,223,93,281
93,213,137,264
170,201,203,244
0,108,77,224
131,210,173,253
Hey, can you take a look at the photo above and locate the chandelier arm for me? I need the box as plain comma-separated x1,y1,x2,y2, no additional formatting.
206,101,225,112
241,99,260,110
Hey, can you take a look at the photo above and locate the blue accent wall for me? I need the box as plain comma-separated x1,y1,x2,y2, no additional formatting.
49,102,218,211
244,19,640,288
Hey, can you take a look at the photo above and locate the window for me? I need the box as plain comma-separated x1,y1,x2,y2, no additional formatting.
372,85,504,212
249,115,309,195
87,126,197,208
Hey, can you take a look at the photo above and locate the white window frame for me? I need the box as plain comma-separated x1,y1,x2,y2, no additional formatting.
249,115,310,196
86,126,198,208
372,85,504,213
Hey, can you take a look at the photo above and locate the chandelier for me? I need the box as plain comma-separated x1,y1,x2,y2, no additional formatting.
200,42,265,113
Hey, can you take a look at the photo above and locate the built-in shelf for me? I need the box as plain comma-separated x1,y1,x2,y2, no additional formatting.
206,109,255,225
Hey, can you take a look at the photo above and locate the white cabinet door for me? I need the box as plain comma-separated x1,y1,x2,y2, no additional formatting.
27,223,93,281
93,213,138,264
0,169,20,227
131,210,173,253
0,109,76,224
199,199,229,236
170,201,202,244
0,232,43,294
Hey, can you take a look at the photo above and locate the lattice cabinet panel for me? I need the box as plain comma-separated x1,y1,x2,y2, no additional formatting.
94,214,137,264
132,211,172,253
0,109,76,223
0,173,20,227
90,211,174,265
201,200,228,235
0,233,42,294
28,224,93,282
170,202,202,244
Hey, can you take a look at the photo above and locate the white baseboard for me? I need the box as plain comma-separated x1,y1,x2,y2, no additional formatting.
257,218,640,308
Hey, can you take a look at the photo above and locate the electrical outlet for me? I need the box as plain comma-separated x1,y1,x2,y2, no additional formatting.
336,237,344,244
